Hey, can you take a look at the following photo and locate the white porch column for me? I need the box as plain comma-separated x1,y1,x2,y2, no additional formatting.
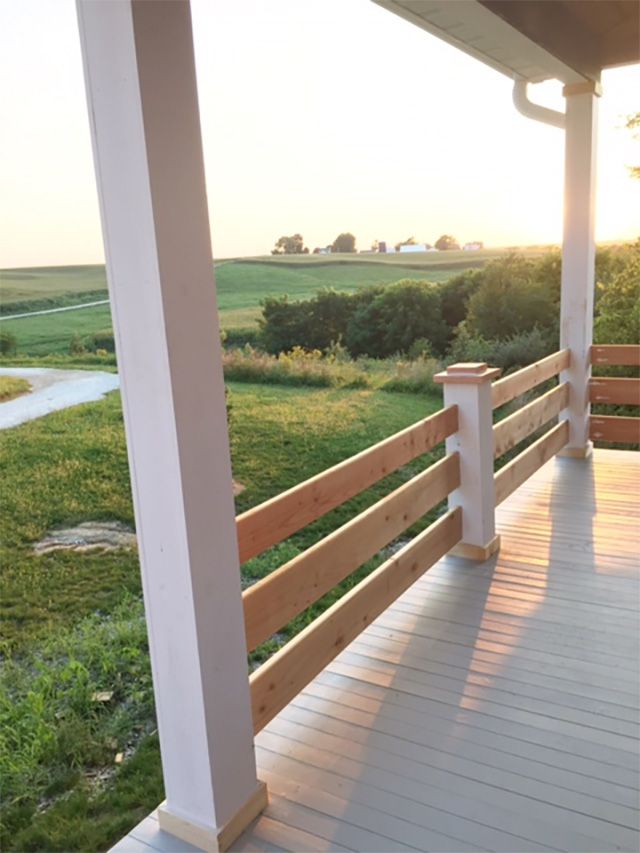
559,80,601,457
76,2,265,850
435,363,501,561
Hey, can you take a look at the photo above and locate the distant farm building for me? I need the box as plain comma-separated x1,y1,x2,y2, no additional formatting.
463,242,483,250
399,243,427,253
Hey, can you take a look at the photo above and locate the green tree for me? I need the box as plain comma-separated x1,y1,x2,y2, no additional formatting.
346,280,447,357
439,269,483,331
271,234,308,255
331,232,356,253
466,255,556,339
594,241,640,345
435,235,460,251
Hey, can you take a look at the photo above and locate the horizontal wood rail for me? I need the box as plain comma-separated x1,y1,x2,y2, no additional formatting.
491,349,570,410
236,405,458,563
493,382,569,459
494,420,569,506
589,377,640,406
243,453,460,651
250,507,462,733
590,416,640,444
591,344,640,366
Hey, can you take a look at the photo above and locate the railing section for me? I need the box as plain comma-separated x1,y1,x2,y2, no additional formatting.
240,344,637,736
492,350,570,505
589,345,640,445
240,406,462,732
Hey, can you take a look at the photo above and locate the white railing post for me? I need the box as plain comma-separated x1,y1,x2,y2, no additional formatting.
435,363,501,560
559,80,601,458
76,1,266,850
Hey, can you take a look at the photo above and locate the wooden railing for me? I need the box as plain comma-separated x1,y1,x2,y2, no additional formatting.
491,349,570,409
241,406,461,733
236,405,458,563
492,350,570,505
241,344,638,737
589,344,640,445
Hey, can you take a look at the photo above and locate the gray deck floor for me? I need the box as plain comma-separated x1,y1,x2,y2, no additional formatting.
114,449,640,853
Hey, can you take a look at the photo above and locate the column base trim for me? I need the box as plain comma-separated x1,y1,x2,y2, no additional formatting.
558,441,593,459
157,781,268,852
450,535,501,562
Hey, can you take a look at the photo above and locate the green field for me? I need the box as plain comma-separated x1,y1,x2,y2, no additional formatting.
0,265,107,311
1,249,537,356
0,382,442,850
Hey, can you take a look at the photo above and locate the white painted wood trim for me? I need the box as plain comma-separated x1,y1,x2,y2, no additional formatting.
559,88,599,453
435,364,499,557
76,0,261,834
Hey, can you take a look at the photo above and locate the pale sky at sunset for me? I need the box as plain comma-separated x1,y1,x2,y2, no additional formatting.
0,0,638,269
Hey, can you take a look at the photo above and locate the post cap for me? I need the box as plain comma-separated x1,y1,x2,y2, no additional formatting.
434,362,501,385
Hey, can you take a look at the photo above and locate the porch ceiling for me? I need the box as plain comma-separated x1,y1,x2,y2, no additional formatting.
373,0,640,83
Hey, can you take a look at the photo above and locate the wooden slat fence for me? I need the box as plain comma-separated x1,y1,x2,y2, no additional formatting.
244,453,459,652
491,349,570,410
493,383,569,458
242,405,462,732
250,507,462,733
492,352,570,497
589,344,640,445
236,405,458,563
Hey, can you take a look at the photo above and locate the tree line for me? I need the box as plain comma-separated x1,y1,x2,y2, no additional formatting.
271,232,481,255
258,242,639,369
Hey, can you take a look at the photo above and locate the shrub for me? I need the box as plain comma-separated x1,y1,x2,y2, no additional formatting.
594,241,640,346
450,326,555,372
345,280,447,358
69,335,86,355
223,327,261,349
259,288,383,355
76,329,116,354
407,338,433,360
0,331,17,356
259,296,312,354
222,345,368,389
90,330,116,353
381,357,441,395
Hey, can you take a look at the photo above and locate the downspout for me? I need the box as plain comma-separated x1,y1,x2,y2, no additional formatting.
512,78,565,129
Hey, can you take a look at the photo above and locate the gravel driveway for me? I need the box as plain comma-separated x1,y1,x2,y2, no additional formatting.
0,367,120,429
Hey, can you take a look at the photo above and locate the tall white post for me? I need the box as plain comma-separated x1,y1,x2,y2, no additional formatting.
435,363,501,561
559,80,601,457
76,2,265,850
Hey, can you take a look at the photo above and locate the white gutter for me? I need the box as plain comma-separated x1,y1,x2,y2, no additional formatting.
512,78,565,129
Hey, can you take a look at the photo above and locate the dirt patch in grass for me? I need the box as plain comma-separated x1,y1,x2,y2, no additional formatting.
33,486,245,555
34,521,137,554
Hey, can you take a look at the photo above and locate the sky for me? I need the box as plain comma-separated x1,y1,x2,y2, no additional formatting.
0,0,638,268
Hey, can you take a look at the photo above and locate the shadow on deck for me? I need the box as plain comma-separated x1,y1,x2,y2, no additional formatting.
117,449,640,853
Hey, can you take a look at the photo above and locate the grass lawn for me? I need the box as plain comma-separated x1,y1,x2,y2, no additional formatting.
1,381,444,850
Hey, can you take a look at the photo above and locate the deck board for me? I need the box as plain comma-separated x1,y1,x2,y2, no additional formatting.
118,449,640,853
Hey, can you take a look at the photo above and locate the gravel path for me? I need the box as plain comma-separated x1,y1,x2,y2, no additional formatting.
0,367,119,429
0,299,110,321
